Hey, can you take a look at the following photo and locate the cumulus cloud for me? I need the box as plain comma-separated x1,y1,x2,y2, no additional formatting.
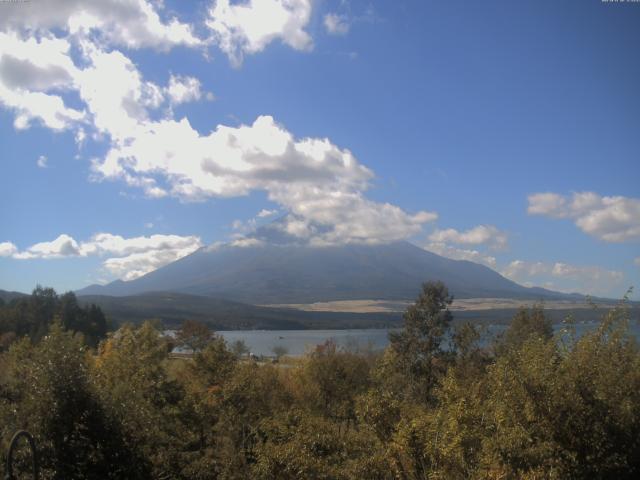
0,0,202,50
501,259,625,297
0,31,174,134
528,192,640,243
635,257,640,267
424,242,497,268
206,0,313,66
257,208,278,218
229,237,264,248
92,114,437,245
0,242,18,257
0,3,209,133
9,233,202,280
13,234,81,259
428,224,508,250
3,34,431,247
76,45,167,140
0,32,85,130
78,233,201,257
324,13,350,35
97,235,203,280
166,74,210,105
2,2,435,248
37,155,48,168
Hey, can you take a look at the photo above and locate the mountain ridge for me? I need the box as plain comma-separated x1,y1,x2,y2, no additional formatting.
76,239,581,304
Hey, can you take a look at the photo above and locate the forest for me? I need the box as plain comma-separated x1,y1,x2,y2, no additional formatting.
0,282,639,479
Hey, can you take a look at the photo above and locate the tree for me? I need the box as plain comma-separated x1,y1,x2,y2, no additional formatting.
92,322,184,478
1,322,147,479
176,319,213,353
0,287,108,348
179,335,239,477
494,304,553,355
253,412,393,480
388,281,453,402
295,340,371,423
231,339,250,358
271,345,288,360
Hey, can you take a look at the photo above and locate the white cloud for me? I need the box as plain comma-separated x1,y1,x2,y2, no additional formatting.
428,224,508,250
92,114,437,245
78,233,201,257
166,74,208,105
37,155,48,168
76,45,167,141
87,233,203,280
0,242,18,257
0,31,173,136
425,242,497,268
206,0,313,66
528,192,640,243
1,3,435,248
0,0,202,51
229,237,264,248
501,259,625,297
257,208,278,218
634,257,640,267
0,4,208,134
527,192,567,218
323,13,350,35
231,218,258,234
13,234,81,259
422,223,505,272
0,32,85,131
75,128,86,147
501,260,549,279
102,249,190,281
8,233,202,280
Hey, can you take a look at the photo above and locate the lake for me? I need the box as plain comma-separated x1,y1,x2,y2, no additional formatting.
216,321,640,357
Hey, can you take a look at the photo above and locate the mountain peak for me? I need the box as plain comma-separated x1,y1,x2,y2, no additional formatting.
77,237,576,304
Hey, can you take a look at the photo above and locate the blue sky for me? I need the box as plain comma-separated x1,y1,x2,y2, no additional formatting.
0,0,638,299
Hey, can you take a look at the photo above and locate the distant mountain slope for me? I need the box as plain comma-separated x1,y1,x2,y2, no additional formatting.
77,292,402,330
77,291,632,331
77,240,575,304
0,289,28,303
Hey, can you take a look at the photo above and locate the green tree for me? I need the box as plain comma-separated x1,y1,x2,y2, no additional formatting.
296,340,371,423
0,322,147,479
230,339,250,358
388,281,453,403
253,411,393,480
92,322,185,478
494,304,553,355
178,335,238,478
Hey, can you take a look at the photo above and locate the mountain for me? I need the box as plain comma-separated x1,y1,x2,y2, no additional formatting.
77,238,574,304
0,289,28,303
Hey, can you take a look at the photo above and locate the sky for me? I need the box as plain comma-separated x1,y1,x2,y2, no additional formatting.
0,0,638,299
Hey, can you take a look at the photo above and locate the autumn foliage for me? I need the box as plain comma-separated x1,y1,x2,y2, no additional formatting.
1,282,639,479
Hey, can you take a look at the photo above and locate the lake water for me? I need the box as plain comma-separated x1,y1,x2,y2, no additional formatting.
216,321,640,357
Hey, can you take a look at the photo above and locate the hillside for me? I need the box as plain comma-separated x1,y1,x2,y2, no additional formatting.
77,291,635,330
77,291,402,330
0,289,28,303
77,240,575,304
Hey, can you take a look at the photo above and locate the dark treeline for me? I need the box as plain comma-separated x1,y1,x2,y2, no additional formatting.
1,282,639,479
0,286,108,349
